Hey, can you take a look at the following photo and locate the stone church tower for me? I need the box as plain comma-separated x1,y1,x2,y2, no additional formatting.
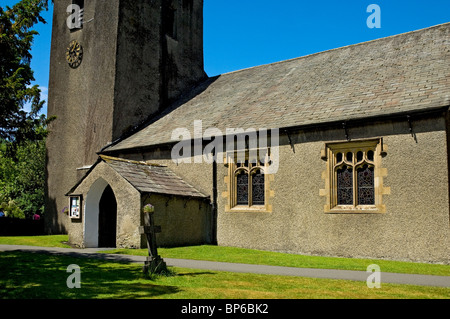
46,0,206,233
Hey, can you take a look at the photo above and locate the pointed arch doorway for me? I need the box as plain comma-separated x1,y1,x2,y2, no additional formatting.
84,178,117,248
98,185,117,248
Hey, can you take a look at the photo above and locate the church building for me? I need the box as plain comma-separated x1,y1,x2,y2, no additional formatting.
46,0,449,264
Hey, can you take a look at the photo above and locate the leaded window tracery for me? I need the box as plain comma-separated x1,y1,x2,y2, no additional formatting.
236,170,249,205
357,165,375,205
225,149,274,213
333,145,377,208
233,161,265,208
251,169,265,206
337,165,353,205
321,138,389,214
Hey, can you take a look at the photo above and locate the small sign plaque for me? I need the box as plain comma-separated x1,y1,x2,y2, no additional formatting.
69,196,82,219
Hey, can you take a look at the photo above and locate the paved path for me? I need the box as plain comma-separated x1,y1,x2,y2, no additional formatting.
1,245,449,288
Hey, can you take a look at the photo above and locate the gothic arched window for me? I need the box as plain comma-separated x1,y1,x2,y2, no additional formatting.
335,149,376,207
234,165,265,207
225,150,273,213
321,139,389,213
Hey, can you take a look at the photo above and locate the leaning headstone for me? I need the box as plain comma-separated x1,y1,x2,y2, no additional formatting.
139,204,167,275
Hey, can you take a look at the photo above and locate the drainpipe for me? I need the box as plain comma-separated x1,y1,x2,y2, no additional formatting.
211,157,218,245
445,107,450,226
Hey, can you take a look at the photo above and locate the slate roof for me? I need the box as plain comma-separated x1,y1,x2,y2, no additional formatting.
105,23,450,152
101,156,208,198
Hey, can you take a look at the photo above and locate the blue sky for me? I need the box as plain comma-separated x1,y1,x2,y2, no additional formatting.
2,0,450,115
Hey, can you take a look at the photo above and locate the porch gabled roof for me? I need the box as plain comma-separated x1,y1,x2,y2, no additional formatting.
67,155,209,199
101,156,208,198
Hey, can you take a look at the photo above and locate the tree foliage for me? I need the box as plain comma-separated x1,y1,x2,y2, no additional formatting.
0,0,51,147
0,0,51,218
0,139,46,218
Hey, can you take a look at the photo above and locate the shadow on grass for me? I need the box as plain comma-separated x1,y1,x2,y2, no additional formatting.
0,251,185,299
175,272,217,277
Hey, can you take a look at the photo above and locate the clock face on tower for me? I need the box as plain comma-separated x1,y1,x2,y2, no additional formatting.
66,40,83,68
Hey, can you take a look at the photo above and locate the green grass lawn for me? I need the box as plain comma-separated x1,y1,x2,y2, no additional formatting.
0,235,449,277
0,251,449,299
111,245,450,277
0,235,71,248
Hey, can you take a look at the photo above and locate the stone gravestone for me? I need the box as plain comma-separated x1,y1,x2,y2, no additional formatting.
139,204,167,275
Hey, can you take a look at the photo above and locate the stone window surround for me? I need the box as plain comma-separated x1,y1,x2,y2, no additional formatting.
223,149,275,213
320,138,390,214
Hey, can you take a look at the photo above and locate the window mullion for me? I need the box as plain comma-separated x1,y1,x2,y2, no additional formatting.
352,152,357,208
249,172,252,207
233,169,237,207
325,140,385,213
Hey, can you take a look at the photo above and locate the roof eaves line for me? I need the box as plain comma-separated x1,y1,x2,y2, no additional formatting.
102,104,449,154
100,154,167,167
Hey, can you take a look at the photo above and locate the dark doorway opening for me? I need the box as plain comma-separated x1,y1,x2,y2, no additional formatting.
98,185,117,248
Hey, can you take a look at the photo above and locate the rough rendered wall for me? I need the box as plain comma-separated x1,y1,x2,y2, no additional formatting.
216,117,449,264
113,0,162,139
46,0,120,234
164,0,206,103
108,115,449,263
114,0,206,138
143,194,211,248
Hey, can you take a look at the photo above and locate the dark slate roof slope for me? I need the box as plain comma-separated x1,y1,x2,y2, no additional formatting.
102,156,208,198
106,23,450,152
